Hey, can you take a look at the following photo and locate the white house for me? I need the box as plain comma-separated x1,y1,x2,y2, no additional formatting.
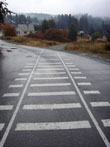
16,24,36,35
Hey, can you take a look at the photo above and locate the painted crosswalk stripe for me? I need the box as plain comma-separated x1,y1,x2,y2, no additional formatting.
3,93,20,97
30,83,71,87
9,84,23,88
0,124,5,131
18,73,30,76
90,102,110,107
28,91,76,96
69,68,79,71
23,103,81,110
102,119,110,127
77,82,92,86
22,69,32,71
37,68,64,71
74,77,87,79
26,63,34,66
71,72,82,74
35,72,66,75
25,66,33,68
0,105,13,110
15,78,27,81
15,121,91,131
67,65,76,67
38,65,63,68
65,63,73,65
39,63,61,65
41,59,59,61
33,77,69,80
84,91,100,94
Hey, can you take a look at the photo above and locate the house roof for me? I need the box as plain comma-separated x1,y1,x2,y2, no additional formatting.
17,24,35,32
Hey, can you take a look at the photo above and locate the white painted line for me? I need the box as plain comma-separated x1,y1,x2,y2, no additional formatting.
18,73,30,76
41,59,59,61
74,77,87,79
90,102,110,107
23,103,81,110
67,65,76,67
38,65,63,68
15,121,91,131
30,83,71,87
65,63,73,65
26,63,34,66
63,59,70,60
0,124,5,131
35,72,66,75
22,69,32,72
71,72,82,74
37,68,64,71
39,63,61,65
33,77,69,80
24,66,33,68
77,83,92,86
0,105,13,110
84,91,100,95
15,78,27,81
9,85,23,88
69,68,79,71
0,50,43,147
102,119,110,127
28,91,76,96
58,53,110,147
3,93,20,97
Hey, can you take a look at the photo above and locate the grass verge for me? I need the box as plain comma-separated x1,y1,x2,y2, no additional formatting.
0,36,61,48
65,41,110,59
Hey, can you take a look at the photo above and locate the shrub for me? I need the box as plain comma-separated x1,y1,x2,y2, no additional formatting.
1,23,16,36
27,31,44,39
91,32,101,42
105,43,110,51
44,28,70,42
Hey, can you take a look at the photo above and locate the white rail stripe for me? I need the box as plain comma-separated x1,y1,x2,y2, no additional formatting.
9,85,23,88
84,91,100,94
24,66,33,68
39,63,61,65
102,119,110,127
15,78,27,81
69,68,79,71
23,103,81,110
28,91,76,96
0,105,13,110
30,83,71,87
58,53,110,146
37,68,64,71
35,72,66,75
15,121,91,131
22,69,32,71
71,72,82,74
33,77,69,80
0,50,43,147
18,73,30,76
3,93,20,97
0,124,5,131
74,77,87,79
77,83,92,86
90,102,110,107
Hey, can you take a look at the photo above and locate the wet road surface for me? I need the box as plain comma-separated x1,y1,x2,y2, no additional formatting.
0,40,110,147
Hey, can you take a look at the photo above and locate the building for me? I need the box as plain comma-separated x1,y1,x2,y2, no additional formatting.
16,24,36,35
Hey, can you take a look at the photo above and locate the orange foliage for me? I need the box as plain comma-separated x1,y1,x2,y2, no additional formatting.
27,31,44,39
44,28,70,42
2,23,16,36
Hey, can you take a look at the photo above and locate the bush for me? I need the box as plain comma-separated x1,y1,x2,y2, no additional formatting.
1,23,16,36
44,28,70,42
26,31,44,39
105,43,110,51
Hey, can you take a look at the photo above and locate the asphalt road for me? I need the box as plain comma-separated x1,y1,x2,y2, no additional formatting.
0,40,110,147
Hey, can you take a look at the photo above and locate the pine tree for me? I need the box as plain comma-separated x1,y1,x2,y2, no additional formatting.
68,24,77,41
41,19,49,33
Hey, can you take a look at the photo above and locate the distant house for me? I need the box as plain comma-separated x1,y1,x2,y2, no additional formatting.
16,24,36,35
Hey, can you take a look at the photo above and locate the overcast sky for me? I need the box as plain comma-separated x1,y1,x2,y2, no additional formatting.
6,0,109,17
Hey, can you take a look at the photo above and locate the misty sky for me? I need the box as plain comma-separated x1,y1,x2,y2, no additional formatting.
6,0,109,17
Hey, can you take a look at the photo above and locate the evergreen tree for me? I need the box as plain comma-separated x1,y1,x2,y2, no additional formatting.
41,19,49,33
48,19,56,28
68,24,77,41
